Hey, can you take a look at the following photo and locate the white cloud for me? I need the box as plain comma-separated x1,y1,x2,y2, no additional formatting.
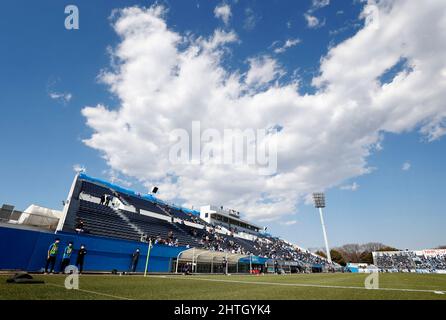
49,92,72,104
104,169,133,187
202,29,238,51
304,13,325,29
312,0,330,10
73,164,86,173
245,56,284,87
243,8,259,31
273,38,301,54
82,2,446,222
280,220,298,226
340,182,360,191
305,0,330,28
402,162,411,171
214,3,231,26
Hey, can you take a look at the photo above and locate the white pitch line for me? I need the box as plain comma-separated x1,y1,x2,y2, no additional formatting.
145,275,445,295
47,283,132,300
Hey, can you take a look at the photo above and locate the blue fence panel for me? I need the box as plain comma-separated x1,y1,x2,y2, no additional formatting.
0,226,185,273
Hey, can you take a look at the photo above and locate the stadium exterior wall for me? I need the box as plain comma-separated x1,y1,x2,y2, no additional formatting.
0,225,185,273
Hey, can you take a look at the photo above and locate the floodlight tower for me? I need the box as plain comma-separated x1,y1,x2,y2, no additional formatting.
312,192,332,263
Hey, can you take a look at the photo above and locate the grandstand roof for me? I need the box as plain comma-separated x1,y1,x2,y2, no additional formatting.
78,173,200,216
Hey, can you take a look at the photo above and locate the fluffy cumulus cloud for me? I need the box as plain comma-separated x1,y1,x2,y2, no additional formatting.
304,13,324,29
82,1,446,222
245,56,284,87
214,3,232,25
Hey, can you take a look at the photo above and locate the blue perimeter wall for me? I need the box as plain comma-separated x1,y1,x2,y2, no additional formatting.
0,226,185,273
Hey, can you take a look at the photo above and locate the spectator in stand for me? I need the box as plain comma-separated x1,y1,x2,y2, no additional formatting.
131,248,140,273
140,233,148,243
76,244,87,274
60,241,74,273
100,194,106,205
75,219,85,233
44,238,60,274
105,195,111,206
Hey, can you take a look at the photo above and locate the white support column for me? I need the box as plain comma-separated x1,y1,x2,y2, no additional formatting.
249,254,252,274
318,207,332,263
192,247,195,273
56,173,79,232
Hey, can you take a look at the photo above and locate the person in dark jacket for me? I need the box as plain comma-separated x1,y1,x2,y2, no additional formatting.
105,195,111,206
76,245,87,274
222,258,228,275
45,238,60,274
274,260,279,274
75,220,85,233
60,241,74,273
100,194,106,205
131,248,140,273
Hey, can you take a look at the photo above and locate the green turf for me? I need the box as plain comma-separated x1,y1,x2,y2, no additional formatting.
1,273,445,300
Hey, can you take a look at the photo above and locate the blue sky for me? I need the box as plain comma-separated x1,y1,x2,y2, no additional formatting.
1,0,445,250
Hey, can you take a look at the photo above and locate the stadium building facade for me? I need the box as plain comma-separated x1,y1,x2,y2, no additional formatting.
1,173,335,274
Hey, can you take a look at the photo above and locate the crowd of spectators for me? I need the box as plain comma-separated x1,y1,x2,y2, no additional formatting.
252,237,334,267
422,254,446,270
140,231,183,247
376,252,416,270
184,225,336,268
197,227,249,255
375,251,446,271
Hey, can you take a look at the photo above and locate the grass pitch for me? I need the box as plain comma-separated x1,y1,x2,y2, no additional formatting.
1,273,445,300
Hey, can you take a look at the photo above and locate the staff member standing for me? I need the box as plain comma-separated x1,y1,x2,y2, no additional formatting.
274,260,279,274
222,258,228,275
76,244,87,274
60,242,74,273
45,238,60,274
131,248,140,273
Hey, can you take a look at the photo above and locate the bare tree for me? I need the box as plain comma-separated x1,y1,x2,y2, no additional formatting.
334,242,397,263
338,244,362,263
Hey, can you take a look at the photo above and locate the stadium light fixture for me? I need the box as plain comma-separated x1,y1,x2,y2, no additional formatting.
312,192,332,263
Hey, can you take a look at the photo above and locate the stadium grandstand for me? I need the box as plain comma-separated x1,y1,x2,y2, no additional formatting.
373,249,446,274
0,173,336,274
